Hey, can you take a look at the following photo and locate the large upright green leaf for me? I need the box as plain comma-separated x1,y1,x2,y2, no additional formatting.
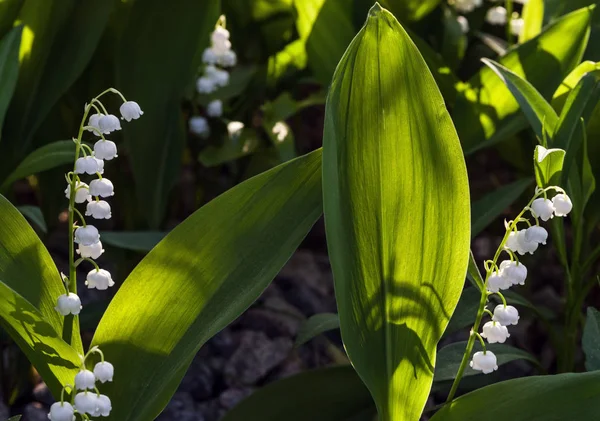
91,150,323,421
0,26,22,134
583,307,600,371
520,0,544,43
379,0,442,21
0,281,80,397
0,195,82,353
115,0,219,228
222,366,374,421
322,5,470,421
456,7,593,153
431,371,600,420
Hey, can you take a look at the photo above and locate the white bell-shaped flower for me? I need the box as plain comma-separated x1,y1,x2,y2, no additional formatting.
55,293,82,316
74,392,100,416
86,200,111,219
486,6,507,25
89,179,114,197
218,50,237,67
552,193,572,217
453,0,483,13
457,15,470,33
525,225,548,245
486,271,509,293
98,114,121,134
94,361,114,383
65,181,91,204
470,350,498,374
48,401,75,421
206,99,223,117
481,320,510,343
75,156,100,175
77,241,105,259
189,116,210,137
211,26,230,44
86,269,114,290
205,65,229,87
94,157,104,175
93,140,118,161
197,76,217,94
119,101,144,122
97,394,112,417
202,47,218,64
506,230,537,256
531,198,555,221
510,18,524,36
493,304,520,326
499,260,527,286
74,225,100,246
74,369,96,390
86,113,102,134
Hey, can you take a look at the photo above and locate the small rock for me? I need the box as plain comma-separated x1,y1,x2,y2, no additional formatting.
269,352,305,380
180,360,215,401
0,401,8,419
279,250,330,295
32,382,54,406
208,328,238,358
23,402,47,421
156,392,204,421
218,387,254,410
197,399,224,421
224,331,292,386
236,308,301,337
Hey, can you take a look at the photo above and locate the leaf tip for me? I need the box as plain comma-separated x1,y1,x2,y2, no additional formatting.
369,2,384,16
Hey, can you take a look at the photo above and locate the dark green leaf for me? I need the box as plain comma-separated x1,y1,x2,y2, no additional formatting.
471,178,532,237
444,288,480,337
92,149,323,421
466,250,484,291
17,206,47,234
0,26,22,135
322,5,471,420
583,307,600,371
101,231,167,253
296,313,340,346
199,128,261,167
222,366,374,421
431,371,600,421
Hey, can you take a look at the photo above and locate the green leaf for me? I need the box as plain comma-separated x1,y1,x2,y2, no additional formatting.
456,6,593,153
0,0,23,36
295,313,340,346
444,288,480,337
198,128,262,167
481,58,558,142
7,416,23,421
431,371,600,421
520,0,544,43
552,61,600,109
0,26,22,135
379,0,442,21
17,206,47,234
0,194,82,353
434,341,539,382
222,366,374,421
534,145,566,188
100,231,167,253
471,178,533,238
1,140,76,190
322,5,471,421
0,280,80,397
466,250,484,291
91,149,323,421
583,307,600,371
115,0,219,228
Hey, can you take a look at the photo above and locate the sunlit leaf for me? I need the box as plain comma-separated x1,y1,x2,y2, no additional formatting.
520,0,544,43
533,145,565,188
92,149,323,421
379,0,442,21
101,231,167,253
322,5,470,420
17,206,47,234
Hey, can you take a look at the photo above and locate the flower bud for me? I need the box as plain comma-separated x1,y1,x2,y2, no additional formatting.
119,101,144,122
499,260,527,286
206,99,223,117
531,198,555,221
98,114,122,134
493,305,520,326
74,392,100,416
55,293,82,316
97,394,112,417
93,140,118,161
470,351,498,374
89,179,114,197
74,369,96,390
189,116,210,137
86,200,112,219
64,181,91,204
86,269,114,290
481,320,510,343
94,361,114,383
74,225,100,246
525,225,548,245
552,193,572,217
77,241,105,259
48,401,75,421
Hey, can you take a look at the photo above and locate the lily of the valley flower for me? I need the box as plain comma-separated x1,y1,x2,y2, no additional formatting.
93,140,118,161
97,394,112,416
525,225,548,245
486,6,507,25
189,116,210,137
531,198,554,221
481,320,510,343
553,193,573,217
74,225,100,246
505,229,538,255
85,269,115,291
55,293,82,316
98,114,122,134
119,101,144,122
493,305,520,326
499,260,527,286
94,361,114,383
86,200,112,220
48,401,75,421
470,351,498,374
77,241,105,259
207,99,223,117
65,181,91,204
86,114,102,133
486,270,509,293
89,179,114,197
74,392,100,416
75,156,100,175
74,370,96,390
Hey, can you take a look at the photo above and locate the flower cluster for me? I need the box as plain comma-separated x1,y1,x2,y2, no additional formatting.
55,89,143,317
470,186,572,374
48,347,114,420
190,16,236,138
485,4,525,36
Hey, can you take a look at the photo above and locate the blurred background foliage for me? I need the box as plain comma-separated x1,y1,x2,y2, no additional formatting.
2,0,600,414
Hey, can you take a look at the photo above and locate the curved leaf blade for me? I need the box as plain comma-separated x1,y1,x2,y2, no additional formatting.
91,150,323,421
101,231,167,253
431,371,600,421
520,0,544,43
322,5,471,420
583,306,600,371
222,366,374,421
295,313,340,346
0,26,22,135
